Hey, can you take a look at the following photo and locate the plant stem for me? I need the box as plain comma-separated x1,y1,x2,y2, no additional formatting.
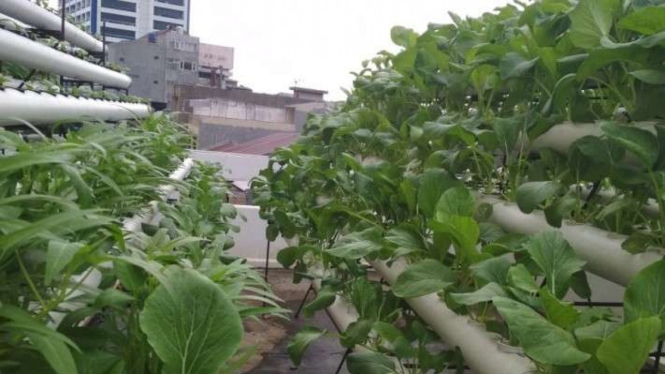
16,253,46,310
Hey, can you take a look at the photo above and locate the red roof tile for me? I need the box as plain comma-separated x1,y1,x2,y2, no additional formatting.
209,132,300,155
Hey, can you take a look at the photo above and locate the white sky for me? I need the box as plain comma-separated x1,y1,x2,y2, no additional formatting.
191,0,512,100
50,0,513,100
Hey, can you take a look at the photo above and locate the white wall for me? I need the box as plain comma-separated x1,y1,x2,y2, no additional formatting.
189,98,288,123
228,205,289,267
189,150,289,267
189,149,268,182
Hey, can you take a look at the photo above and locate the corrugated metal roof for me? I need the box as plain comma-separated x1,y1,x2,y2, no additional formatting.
209,132,300,155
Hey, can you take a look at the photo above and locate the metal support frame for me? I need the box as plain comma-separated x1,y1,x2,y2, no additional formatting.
59,0,66,87
293,282,352,373
17,69,37,90
293,284,313,319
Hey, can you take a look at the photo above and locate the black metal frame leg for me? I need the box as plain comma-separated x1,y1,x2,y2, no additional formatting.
334,348,352,374
293,284,313,319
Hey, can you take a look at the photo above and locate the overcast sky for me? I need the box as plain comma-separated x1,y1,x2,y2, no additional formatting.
191,0,512,100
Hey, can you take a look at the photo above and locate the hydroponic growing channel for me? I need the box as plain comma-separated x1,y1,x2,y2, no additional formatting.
252,0,665,373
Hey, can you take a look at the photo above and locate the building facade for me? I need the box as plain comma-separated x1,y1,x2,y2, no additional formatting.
63,0,191,43
172,85,332,151
108,28,234,107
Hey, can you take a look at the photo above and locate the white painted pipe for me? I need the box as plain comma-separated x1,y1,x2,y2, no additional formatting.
371,259,536,374
123,158,194,233
0,88,149,126
531,122,656,166
311,275,360,333
0,13,28,31
480,195,662,286
0,28,130,88
0,0,104,52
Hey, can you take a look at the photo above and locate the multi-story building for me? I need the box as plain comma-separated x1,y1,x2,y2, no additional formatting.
107,28,234,108
62,0,191,43
172,85,331,152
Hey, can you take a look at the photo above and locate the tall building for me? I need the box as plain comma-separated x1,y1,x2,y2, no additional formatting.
107,28,234,107
63,0,191,43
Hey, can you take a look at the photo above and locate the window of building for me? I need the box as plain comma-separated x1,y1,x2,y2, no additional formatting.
180,61,196,71
167,58,180,70
154,56,159,60
154,20,181,31
153,80,159,84
101,0,137,12
101,26,135,40
101,12,135,26
154,7,183,19
168,40,195,52
119,57,125,62
155,0,185,5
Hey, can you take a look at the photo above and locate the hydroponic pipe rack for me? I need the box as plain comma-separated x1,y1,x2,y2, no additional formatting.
0,28,131,88
0,88,150,126
0,0,104,53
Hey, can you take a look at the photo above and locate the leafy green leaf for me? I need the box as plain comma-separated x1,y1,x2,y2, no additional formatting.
139,267,243,374
470,256,511,285
417,169,462,217
450,282,507,305
26,332,79,374
526,231,586,298
507,264,539,294
630,69,665,84
601,121,659,167
624,260,665,331
304,286,336,317
327,228,383,259
516,181,564,213
341,319,373,348
287,326,326,367
430,215,480,260
499,52,539,79
436,186,474,218
45,240,84,286
385,224,427,256
597,318,661,374
540,287,579,329
277,245,315,268
392,259,456,298
347,352,396,374
391,26,418,48
569,0,621,48
493,297,591,365
618,6,665,35
94,289,134,310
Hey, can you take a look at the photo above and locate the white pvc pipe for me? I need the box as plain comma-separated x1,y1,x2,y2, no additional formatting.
123,158,194,233
0,0,104,52
0,28,130,88
371,259,535,374
480,195,662,286
531,122,656,166
0,88,149,126
311,275,360,333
